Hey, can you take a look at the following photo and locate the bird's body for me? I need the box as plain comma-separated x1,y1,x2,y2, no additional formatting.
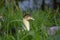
23,18,30,31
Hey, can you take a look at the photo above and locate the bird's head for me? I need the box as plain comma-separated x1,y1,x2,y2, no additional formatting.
23,14,35,21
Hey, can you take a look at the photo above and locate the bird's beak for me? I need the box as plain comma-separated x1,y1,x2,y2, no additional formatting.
30,17,35,20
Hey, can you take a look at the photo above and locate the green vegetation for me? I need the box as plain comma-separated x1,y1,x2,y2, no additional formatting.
0,0,60,40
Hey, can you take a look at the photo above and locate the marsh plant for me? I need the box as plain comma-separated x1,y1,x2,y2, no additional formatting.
0,0,60,40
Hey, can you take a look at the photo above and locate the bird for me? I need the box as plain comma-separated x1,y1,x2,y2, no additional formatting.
23,14,35,31
0,14,35,35
10,14,35,35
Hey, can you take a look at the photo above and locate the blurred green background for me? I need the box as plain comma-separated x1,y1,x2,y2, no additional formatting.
0,0,60,40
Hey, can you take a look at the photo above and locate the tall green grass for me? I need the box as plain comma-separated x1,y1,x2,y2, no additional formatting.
0,0,60,40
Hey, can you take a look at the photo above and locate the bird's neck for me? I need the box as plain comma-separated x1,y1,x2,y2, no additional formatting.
23,19,30,31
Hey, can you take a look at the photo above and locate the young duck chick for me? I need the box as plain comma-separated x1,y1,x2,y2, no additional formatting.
0,14,34,35
8,14,34,34
23,14,34,31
